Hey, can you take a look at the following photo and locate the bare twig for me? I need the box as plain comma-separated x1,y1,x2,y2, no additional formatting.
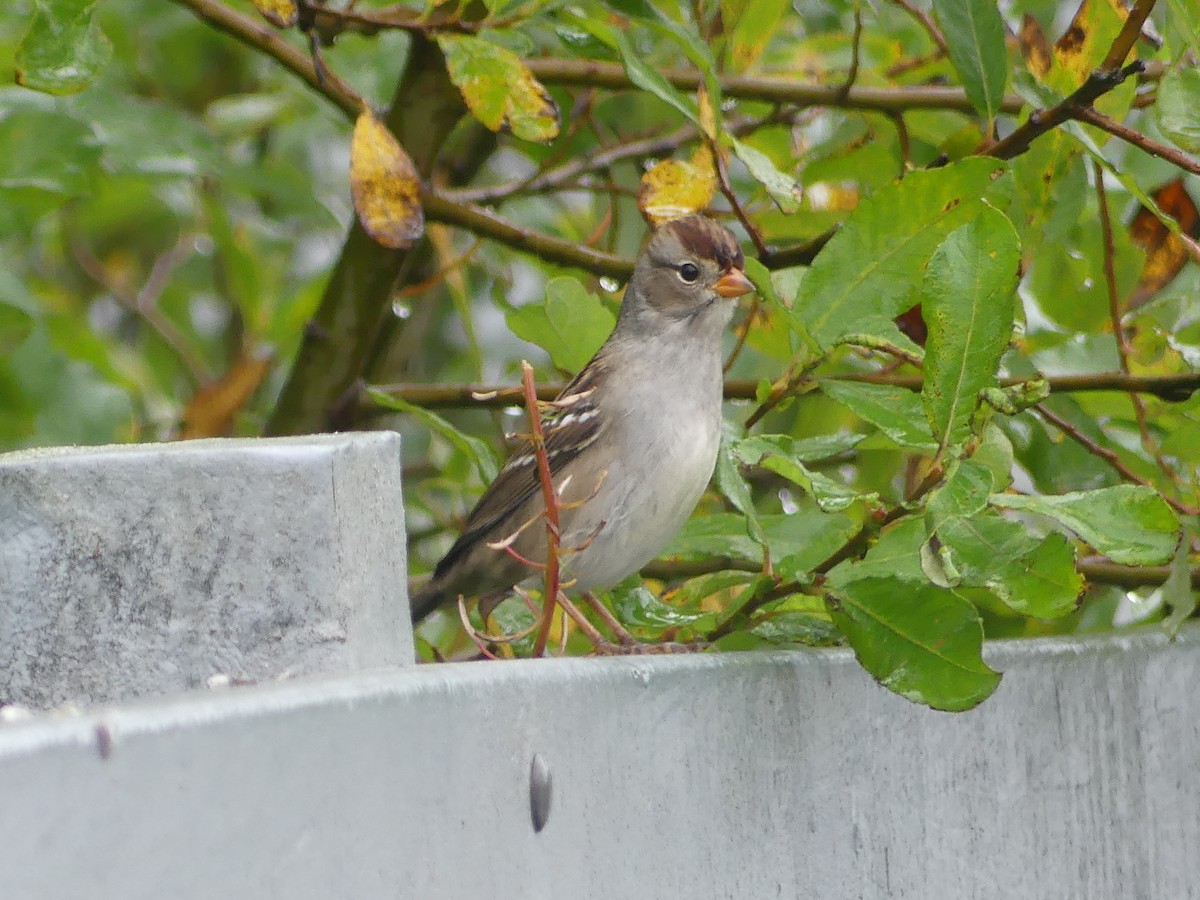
70,234,209,387
1076,107,1200,177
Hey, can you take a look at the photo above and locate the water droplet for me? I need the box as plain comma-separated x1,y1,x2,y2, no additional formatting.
392,300,412,320
599,276,620,293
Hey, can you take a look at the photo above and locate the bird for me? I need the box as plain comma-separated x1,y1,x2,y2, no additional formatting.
411,214,754,623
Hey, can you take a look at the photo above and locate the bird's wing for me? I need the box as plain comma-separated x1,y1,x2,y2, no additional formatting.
431,360,607,579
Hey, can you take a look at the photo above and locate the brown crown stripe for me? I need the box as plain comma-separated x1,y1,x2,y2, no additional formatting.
667,216,745,272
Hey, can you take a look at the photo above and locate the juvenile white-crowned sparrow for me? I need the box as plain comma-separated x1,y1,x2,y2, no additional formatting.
412,215,754,622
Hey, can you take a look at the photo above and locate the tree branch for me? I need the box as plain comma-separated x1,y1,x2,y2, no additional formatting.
171,0,362,118
523,58,1024,114
363,371,1200,412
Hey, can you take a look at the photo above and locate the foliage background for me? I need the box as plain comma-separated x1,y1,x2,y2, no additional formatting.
3,0,1199,708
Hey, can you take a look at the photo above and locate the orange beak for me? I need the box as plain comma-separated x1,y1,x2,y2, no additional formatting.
714,267,755,298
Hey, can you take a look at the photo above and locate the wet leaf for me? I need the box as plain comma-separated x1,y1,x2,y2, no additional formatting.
992,485,1179,566
826,577,1001,711
251,0,298,28
505,277,615,374
1049,0,1134,123
638,145,717,225
798,158,1010,350
934,514,1083,618
15,0,112,96
731,138,803,213
933,0,1009,126
1129,179,1200,303
436,35,559,142
921,207,1021,453
734,435,878,512
179,350,273,439
349,108,424,249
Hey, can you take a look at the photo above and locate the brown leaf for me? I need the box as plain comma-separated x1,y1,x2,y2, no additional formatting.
251,0,297,28
180,350,273,439
1019,14,1052,78
637,145,718,226
1129,179,1200,303
350,109,425,249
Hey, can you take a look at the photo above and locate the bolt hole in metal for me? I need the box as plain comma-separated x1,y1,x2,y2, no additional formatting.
529,753,552,833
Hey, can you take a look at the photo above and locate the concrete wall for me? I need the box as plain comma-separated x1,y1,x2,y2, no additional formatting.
1,435,1196,898
0,434,410,708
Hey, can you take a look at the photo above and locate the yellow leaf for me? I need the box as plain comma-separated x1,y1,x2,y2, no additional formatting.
251,0,297,28
637,144,718,226
350,109,425,249
436,36,559,143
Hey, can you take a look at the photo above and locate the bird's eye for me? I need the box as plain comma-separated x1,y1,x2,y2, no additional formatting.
677,262,700,283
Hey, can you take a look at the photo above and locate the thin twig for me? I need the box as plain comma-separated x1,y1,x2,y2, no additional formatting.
835,1,864,103
1033,403,1199,516
521,362,562,658
1094,160,1178,481
70,234,210,387
1075,107,1200,177
888,0,949,54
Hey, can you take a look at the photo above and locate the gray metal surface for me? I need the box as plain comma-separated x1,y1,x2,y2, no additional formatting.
1,627,1196,899
0,434,410,708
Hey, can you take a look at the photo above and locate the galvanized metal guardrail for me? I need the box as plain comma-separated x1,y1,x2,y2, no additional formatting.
1,436,1196,899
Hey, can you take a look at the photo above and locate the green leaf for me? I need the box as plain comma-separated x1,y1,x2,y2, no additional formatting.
715,422,769,549
752,609,840,647
932,0,1008,126
1155,67,1200,153
365,389,499,482
612,584,713,634
733,434,877,512
505,277,615,374
935,515,1082,618
1162,527,1196,638
991,485,1179,565
0,303,35,355
820,380,937,452
665,512,856,570
828,517,928,587
798,158,1010,350
577,16,699,124
436,35,559,142
724,0,791,71
15,0,112,96
921,207,1021,452
731,138,803,213
826,577,1001,711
